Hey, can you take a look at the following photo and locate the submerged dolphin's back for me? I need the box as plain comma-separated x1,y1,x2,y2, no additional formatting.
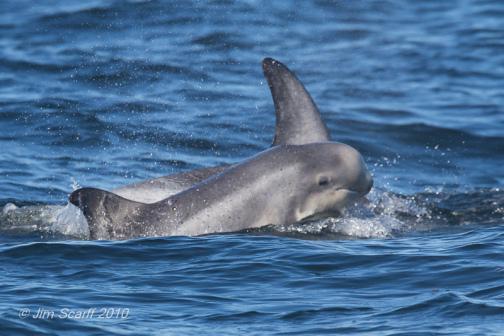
112,165,228,203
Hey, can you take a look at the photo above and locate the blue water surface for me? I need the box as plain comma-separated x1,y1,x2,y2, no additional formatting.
0,0,503,335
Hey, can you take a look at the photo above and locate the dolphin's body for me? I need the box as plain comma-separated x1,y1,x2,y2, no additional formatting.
69,58,374,239
0,58,335,237
70,143,373,239
110,58,329,203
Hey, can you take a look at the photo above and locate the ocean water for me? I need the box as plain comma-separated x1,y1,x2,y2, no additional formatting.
0,0,503,335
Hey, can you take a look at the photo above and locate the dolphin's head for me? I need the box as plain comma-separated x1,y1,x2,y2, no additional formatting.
292,142,373,222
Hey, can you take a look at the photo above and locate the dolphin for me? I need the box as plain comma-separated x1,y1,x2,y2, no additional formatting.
70,143,373,239
110,58,329,203
0,58,336,238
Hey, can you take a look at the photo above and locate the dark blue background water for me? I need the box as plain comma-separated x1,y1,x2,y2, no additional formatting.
0,0,503,334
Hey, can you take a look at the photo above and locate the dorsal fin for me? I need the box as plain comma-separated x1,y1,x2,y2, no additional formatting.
262,58,330,145
69,187,145,240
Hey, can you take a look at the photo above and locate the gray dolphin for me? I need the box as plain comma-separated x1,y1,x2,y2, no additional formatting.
70,143,373,239
110,58,329,203
0,58,335,238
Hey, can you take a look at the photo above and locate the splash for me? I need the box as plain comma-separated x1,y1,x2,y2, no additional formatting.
0,203,89,239
273,189,431,238
271,188,504,239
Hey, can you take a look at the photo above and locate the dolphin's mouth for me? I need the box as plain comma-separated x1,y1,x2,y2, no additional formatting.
300,210,343,223
297,188,361,223
335,188,361,197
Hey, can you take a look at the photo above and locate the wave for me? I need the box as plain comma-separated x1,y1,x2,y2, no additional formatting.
377,291,504,318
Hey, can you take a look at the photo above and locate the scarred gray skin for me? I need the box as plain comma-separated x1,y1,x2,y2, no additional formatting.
111,57,328,203
70,143,373,240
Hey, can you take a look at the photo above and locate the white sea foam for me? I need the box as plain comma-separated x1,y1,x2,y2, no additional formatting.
274,189,434,238
2,203,18,214
0,203,89,239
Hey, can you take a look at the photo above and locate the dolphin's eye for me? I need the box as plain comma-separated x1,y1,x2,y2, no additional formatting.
318,176,330,187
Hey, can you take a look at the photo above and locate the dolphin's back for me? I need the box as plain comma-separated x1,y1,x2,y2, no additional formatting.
112,165,229,203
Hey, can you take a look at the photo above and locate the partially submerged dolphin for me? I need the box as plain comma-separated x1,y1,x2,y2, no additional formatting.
68,58,374,239
0,58,348,239
70,143,373,239
110,58,330,203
